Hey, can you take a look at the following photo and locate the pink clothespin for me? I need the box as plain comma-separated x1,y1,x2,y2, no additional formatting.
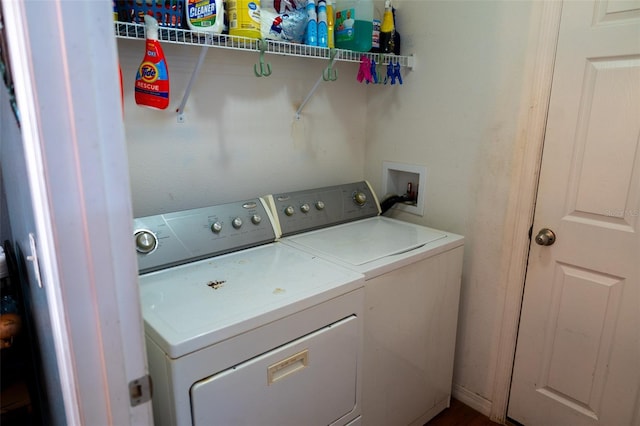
357,56,373,83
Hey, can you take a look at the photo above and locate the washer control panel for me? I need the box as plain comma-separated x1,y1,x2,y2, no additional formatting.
133,199,277,274
268,181,381,237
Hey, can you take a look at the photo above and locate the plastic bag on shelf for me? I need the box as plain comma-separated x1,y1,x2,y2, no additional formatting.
261,8,307,43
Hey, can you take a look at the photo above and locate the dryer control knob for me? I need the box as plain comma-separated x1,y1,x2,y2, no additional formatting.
135,230,157,254
300,203,310,213
211,222,223,233
315,201,325,210
354,192,367,206
284,206,295,216
232,217,243,229
251,214,262,225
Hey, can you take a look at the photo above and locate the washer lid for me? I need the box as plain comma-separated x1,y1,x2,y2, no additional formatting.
286,217,448,266
139,243,363,359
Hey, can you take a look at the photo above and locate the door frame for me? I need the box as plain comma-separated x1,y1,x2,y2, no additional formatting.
488,1,563,422
2,1,153,424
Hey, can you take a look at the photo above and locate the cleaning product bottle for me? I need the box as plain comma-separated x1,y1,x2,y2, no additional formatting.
304,0,318,46
229,0,262,39
326,0,335,48
392,6,401,55
135,15,170,110
379,0,394,53
334,0,373,52
371,18,380,53
187,0,224,34
317,0,328,47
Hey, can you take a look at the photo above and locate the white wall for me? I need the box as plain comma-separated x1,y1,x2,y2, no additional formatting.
119,39,369,217
365,0,541,412
119,0,544,415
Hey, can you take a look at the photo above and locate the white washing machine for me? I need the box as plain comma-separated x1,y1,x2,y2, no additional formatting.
266,182,464,426
133,198,365,426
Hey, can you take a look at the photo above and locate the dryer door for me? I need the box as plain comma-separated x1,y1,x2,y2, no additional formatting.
190,315,360,426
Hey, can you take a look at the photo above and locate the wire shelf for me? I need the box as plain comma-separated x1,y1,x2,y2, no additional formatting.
114,21,415,69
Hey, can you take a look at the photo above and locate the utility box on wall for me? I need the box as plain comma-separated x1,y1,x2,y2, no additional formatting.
382,161,426,216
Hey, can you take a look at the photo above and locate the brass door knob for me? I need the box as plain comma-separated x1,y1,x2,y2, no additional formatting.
535,228,556,246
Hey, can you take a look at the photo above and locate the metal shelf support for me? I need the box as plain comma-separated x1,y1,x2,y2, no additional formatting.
176,44,209,122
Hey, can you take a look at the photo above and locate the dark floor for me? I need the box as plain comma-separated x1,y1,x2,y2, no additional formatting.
426,398,503,426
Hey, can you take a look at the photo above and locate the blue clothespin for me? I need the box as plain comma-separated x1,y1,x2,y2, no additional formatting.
385,62,394,84
368,59,378,84
393,62,403,85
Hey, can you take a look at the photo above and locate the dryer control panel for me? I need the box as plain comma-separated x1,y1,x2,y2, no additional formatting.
133,198,278,274
267,181,381,237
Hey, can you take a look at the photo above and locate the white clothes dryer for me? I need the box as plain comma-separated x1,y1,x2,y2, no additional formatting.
133,198,365,426
266,182,464,426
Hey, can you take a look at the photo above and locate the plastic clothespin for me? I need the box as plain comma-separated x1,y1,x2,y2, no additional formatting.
384,61,394,84
393,62,403,85
368,59,378,84
357,56,373,84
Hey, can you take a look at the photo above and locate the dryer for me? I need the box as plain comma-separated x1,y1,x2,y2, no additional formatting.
266,182,464,426
133,198,365,426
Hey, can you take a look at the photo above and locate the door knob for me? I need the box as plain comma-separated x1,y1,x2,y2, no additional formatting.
535,228,556,246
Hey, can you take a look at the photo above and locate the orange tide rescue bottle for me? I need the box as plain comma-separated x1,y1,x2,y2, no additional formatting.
135,15,170,109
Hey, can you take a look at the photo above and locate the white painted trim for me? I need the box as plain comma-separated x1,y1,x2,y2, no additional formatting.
488,1,564,423
2,1,152,424
1,2,81,423
452,383,493,417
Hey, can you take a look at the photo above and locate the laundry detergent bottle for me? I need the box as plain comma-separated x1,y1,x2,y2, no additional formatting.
228,0,261,39
135,15,170,109
334,0,373,52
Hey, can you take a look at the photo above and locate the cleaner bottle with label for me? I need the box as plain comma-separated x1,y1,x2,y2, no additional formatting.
379,0,394,53
334,0,373,52
187,0,224,34
317,0,328,47
326,0,335,48
304,0,318,46
135,15,170,110
229,0,262,39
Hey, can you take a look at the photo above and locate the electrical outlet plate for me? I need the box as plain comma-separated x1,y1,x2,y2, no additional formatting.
382,161,426,216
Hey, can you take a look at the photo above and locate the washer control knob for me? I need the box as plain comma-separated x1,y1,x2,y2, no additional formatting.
315,201,325,210
284,206,295,216
211,222,223,233
232,217,243,229
135,230,157,254
300,203,310,213
354,192,367,206
251,214,262,225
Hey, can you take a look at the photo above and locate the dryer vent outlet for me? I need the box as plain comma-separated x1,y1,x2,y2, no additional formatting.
382,161,426,216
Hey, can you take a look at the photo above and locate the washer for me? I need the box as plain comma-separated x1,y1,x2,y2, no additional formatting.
133,198,365,426
266,181,464,426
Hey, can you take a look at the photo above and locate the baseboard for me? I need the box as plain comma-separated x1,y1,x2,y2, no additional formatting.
452,383,493,417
